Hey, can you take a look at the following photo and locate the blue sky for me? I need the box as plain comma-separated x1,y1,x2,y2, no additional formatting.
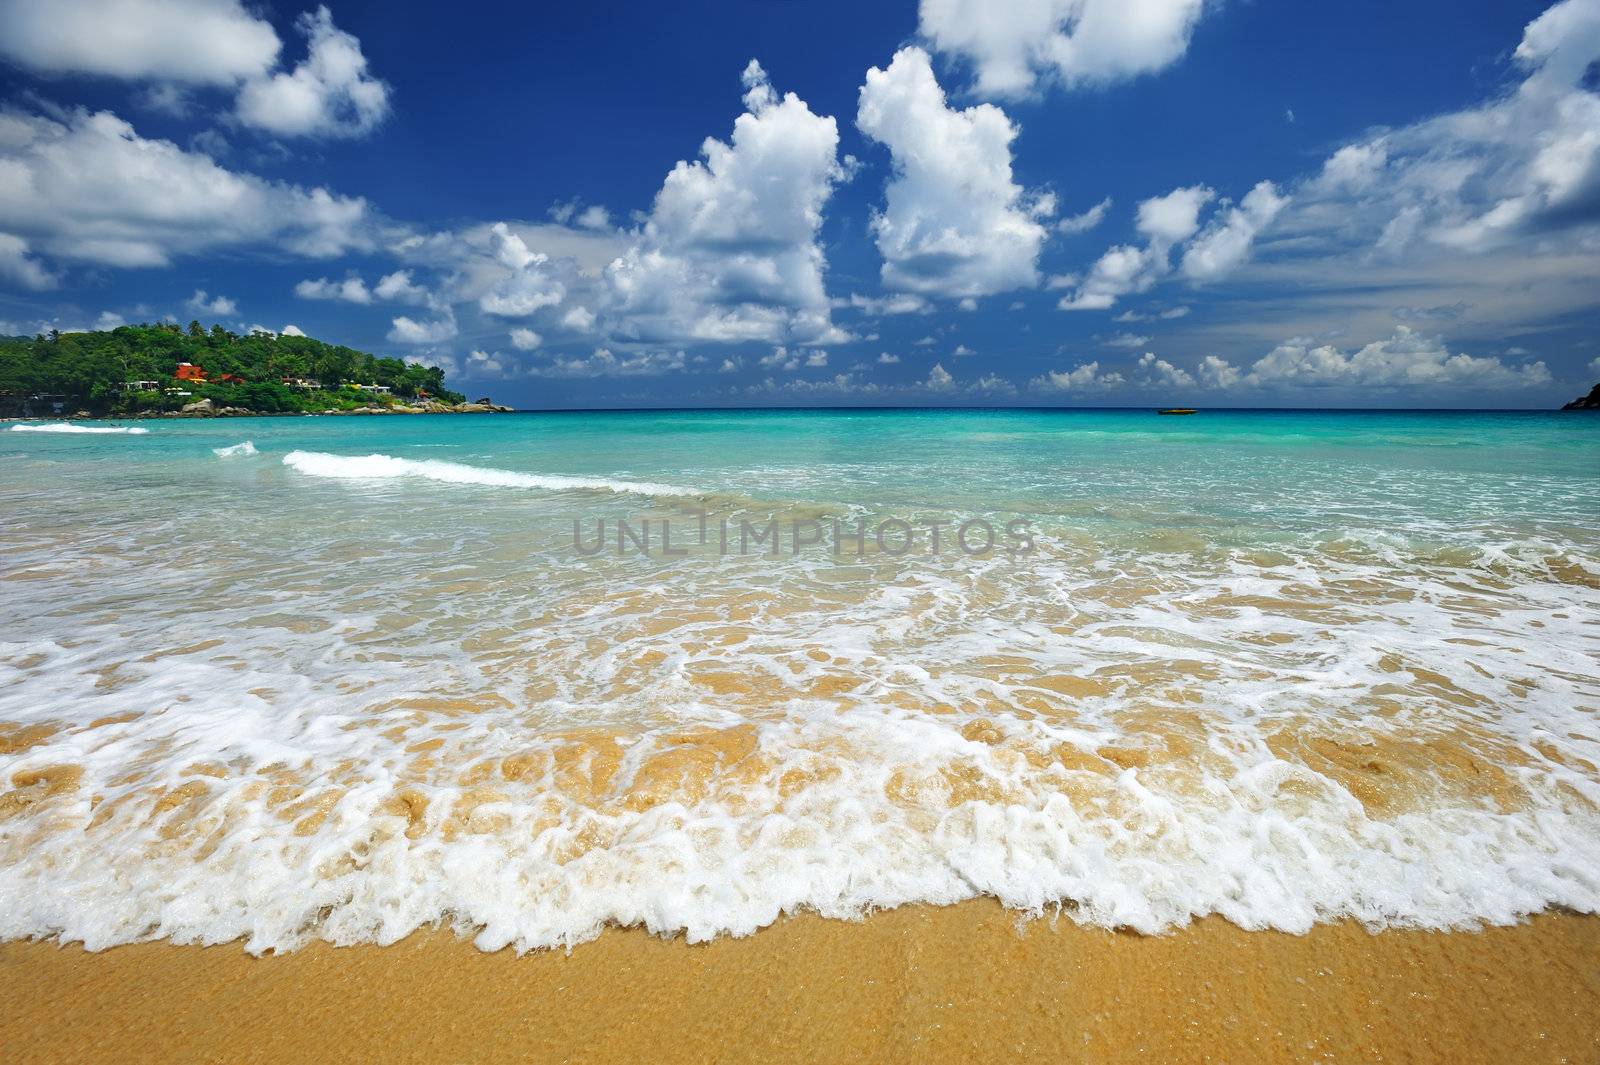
1,0,1597,408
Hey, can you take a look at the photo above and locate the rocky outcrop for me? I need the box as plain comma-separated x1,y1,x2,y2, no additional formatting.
324,400,514,416
1561,383,1600,410
129,398,513,419
160,400,255,418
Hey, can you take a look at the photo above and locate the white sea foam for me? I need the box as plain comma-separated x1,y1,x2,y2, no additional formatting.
282,450,698,498
0,514,1596,955
1,414,1597,956
213,441,259,458
8,422,149,434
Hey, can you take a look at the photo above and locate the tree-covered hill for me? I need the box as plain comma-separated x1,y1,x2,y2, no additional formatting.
0,321,466,415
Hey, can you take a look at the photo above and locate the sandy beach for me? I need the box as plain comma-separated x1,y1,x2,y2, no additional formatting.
4,411,1598,1062
4,903,1598,1064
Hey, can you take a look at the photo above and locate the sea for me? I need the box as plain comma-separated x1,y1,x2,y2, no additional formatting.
1,408,1597,953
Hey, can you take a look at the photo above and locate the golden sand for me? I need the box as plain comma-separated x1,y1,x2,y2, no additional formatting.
3,903,1597,1064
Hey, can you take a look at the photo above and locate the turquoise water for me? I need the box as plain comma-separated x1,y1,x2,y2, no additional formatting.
1,410,1598,952
7,408,1599,540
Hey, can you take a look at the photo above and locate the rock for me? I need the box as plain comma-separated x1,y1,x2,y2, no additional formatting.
1560,383,1600,410
181,398,214,414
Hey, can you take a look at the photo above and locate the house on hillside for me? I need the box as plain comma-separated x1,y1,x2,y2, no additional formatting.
20,394,68,416
351,384,392,395
175,362,207,382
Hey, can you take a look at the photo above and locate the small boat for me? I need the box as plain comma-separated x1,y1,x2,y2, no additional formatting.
1157,408,1198,415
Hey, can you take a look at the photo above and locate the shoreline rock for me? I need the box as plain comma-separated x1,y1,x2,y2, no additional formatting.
1560,383,1599,410
110,401,516,420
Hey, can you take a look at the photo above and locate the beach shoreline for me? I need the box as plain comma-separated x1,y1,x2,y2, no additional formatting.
4,901,1597,1064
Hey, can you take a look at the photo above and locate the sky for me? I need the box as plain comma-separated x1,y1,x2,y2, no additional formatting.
0,0,1597,409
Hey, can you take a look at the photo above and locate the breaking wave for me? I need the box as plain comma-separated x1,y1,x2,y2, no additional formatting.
281,450,699,498
9,422,149,435
213,441,259,458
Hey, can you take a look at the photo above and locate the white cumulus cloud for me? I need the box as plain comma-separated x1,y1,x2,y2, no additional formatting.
295,275,370,304
0,233,57,289
603,60,846,346
0,107,372,268
1057,196,1112,234
1058,184,1211,310
919,0,1209,97
478,223,566,317
1030,360,1126,391
388,311,457,345
235,6,389,139
857,47,1047,300
0,0,281,85
1181,181,1289,281
185,289,236,316
1283,0,1600,266
1135,351,1195,388
1200,327,1552,391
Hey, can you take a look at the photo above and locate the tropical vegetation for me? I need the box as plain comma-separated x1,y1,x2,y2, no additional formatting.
0,321,464,415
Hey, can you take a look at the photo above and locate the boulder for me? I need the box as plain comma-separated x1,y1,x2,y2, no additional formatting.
180,398,214,414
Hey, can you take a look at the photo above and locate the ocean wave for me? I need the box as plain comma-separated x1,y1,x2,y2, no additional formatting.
281,450,699,498
3,411,1597,957
1,695,1596,955
213,441,259,458
8,422,149,435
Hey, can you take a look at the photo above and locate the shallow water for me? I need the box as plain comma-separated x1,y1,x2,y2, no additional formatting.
1,409,1598,952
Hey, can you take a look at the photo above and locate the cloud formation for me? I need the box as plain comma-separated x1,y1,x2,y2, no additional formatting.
185,289,237,316
0,2,389,141
0,234,57,290
0,0,281,85
1057,196,1112,235
1060,180,1286,309
1180,181,1289,281
1280,0,1600,269
388,310,457,344
1058,184,1210,310
1030,360,1124,391
294,269,434,306
602,61,846,346
1199,327,1552,391
235,6,390,139
857,47,1046,299
0,108,373,269
919,0,1208,97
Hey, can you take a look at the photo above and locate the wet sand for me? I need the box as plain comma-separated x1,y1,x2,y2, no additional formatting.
3,902,1598,1064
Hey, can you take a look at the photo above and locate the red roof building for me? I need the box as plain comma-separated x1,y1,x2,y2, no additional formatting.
175,362,207,382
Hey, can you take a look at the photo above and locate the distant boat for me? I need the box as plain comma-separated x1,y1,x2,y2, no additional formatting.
1157,408,1198,415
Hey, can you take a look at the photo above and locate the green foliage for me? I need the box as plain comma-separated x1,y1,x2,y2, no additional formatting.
0,323,467,414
